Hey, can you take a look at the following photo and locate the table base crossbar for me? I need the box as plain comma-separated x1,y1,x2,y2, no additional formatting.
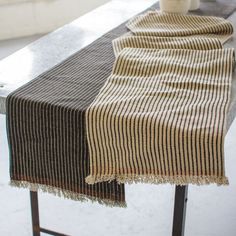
30,191,70,236
30,185,188,236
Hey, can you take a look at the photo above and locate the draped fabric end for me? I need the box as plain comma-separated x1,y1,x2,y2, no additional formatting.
86,48,235,187
10,180,127,208
6,25,128,207
86,175,229,186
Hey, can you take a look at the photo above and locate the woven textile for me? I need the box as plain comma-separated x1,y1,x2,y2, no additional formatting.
6,29,128,207
86,48,235,186
126,11,233,44
113,36,222,57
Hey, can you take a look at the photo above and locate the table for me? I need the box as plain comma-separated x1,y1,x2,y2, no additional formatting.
0,1,236,236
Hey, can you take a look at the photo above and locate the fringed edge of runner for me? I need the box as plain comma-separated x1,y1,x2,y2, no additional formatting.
10,180,127,208
86,174,229,186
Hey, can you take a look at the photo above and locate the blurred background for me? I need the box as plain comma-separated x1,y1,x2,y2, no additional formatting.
0,0,109,59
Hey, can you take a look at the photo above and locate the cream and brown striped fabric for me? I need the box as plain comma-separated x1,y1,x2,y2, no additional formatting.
86,48,235,186
112,36,222,57
126,11,234,44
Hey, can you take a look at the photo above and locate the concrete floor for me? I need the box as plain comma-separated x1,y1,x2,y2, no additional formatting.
0,37,236,236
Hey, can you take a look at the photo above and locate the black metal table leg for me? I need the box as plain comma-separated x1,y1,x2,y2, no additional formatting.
30,186,188,236
172,185,188,236
30,191,41,236
30,191,70,236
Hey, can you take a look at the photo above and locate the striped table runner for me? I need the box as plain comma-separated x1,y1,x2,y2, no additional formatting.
6,28,128,208
113,36,222,57
126,11,234,44
86,48,235,186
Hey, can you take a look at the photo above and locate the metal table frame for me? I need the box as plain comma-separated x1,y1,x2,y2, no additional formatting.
30,185,188,236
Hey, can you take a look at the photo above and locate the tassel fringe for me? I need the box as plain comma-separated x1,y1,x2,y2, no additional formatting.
10,180,127,208
86,174,229,186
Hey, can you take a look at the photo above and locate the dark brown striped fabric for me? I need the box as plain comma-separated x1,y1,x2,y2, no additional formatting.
113,36,222,57
6,24,132,207
127,11,234,44
86,48,235,186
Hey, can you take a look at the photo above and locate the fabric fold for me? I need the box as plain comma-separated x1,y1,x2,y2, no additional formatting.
112,36,222,57
126,11,234,44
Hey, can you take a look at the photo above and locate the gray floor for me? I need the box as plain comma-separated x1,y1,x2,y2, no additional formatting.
0,37,236,236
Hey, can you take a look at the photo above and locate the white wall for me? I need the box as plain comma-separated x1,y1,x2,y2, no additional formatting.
0,0,110,40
